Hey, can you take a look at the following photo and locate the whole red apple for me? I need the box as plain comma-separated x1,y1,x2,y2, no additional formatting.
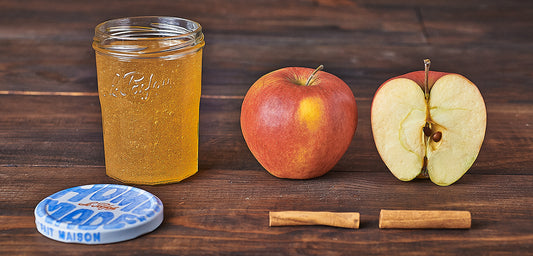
240,66,357,179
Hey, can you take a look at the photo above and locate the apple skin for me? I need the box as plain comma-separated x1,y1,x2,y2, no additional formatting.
379,71,448,93
240,67,357,179
371,70,487,186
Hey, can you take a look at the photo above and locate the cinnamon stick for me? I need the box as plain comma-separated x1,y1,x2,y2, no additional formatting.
269,211,360,229
379,209,471,229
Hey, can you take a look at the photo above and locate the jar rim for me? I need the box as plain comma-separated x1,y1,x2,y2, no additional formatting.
93,16,204,58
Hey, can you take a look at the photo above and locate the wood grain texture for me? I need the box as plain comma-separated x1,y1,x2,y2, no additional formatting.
0,0,532,255
0,167,532,255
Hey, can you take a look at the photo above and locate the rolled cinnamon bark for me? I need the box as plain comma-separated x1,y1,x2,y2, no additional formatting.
379,209,471,229
269,211,360,229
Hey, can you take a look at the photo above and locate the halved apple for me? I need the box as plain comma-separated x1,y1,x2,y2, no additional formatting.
371,60,486,186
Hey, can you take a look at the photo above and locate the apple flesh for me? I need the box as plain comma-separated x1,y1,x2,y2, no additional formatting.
241,66,357,179
371,68,486,186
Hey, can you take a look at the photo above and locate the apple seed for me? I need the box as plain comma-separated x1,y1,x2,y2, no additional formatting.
423,124,432,137
432,131,442,142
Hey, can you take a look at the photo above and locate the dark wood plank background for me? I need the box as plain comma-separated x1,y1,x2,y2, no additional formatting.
1,0,532,255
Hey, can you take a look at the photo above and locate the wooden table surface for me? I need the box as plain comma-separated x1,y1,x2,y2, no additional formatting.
1,0,532,255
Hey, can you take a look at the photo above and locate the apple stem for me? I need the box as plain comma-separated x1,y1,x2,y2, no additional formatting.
305,65,324,86
423,59,432,134
424,59,431,99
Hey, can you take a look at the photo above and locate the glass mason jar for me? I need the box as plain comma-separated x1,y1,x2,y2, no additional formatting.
92,16,205,185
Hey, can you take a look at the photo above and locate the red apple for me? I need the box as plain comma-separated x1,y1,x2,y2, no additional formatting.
371,60,487,186
240,66,357,179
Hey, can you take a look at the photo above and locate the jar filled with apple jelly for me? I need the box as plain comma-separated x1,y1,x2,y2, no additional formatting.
92,16,205,185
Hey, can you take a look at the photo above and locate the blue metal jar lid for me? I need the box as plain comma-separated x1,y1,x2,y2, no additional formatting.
34,184,164,244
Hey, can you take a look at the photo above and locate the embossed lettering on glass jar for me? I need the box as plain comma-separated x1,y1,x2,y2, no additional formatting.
93,16,205,185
